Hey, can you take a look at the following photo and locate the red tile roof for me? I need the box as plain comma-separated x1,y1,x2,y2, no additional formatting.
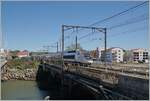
17,51,29,56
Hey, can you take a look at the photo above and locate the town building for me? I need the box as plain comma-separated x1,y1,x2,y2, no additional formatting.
0,48,5,55
0,49,5,62
0,48,8,64
89,48,99,59
17,50,30,58
101,47,124,63
132,48,149,63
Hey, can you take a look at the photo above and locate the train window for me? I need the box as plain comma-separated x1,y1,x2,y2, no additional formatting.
68,50,76,53
63,55,75,59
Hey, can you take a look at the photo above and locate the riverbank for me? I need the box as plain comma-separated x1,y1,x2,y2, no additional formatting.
1,68,37,81
1,58,40,81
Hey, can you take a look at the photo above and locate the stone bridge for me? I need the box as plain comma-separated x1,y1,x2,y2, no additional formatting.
36,62,149,100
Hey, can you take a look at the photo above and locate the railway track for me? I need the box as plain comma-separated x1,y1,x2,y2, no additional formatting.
45,60,149,79
85,67,148,79
92,66,147,74
65,63,148,80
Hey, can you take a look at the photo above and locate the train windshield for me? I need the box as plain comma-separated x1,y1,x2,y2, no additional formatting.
67,50,76,53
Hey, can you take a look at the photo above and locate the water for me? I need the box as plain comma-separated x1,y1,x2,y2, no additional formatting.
1,80,100,100
1,80,49,100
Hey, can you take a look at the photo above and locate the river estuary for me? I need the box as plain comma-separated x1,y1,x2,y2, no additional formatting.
1,80,50,100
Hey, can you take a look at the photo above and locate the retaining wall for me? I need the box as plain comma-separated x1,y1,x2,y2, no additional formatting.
117,74,149,100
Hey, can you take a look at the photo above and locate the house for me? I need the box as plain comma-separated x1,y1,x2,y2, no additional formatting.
101,47,124,63
131,48,149,63
17,50,30,58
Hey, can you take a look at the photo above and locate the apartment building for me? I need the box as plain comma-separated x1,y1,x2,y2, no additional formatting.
101,47,124,63
132,48,149,63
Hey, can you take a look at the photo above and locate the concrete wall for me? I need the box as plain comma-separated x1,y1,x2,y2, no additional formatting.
117,74,149,100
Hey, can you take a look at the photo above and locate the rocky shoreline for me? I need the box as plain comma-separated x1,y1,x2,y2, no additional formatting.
1,68,37,81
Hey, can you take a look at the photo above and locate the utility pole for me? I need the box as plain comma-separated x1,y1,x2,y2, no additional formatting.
104,28,107,69
57,42,58,53
0,1,3,49
59,38,61,52
75,35,77,51
61,25,64,90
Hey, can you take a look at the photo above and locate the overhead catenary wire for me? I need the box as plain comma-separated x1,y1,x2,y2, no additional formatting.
89,1,148,26
108,13,148,30
74,1,148,41
107,26,147,38
79,32,94,40
78,13,148,40
68,1,148,35
62,1,148,51
80,23,148,46
79,38,102,45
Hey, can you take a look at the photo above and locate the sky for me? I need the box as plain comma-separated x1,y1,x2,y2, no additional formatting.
1,1,149,52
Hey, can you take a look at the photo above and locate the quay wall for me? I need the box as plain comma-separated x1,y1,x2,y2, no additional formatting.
117,74,149,100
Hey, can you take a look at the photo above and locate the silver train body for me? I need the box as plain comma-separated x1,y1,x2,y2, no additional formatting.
63,50,92,64
39,50,92,65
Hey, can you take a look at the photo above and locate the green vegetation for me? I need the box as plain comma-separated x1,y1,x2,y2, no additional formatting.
7,57,40,70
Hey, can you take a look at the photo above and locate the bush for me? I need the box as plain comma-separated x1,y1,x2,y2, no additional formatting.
7,58,40,69
138,60,144,63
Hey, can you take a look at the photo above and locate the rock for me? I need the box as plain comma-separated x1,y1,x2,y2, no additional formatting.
3,77,8,80
1,68,37,81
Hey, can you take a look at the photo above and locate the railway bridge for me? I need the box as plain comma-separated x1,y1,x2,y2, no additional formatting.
35,56,149,100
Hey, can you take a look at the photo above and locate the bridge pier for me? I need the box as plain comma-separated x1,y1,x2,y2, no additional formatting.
68,79,72,97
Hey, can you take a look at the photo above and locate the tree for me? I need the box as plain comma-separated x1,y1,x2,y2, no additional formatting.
10,50,20,55
123,50,133,62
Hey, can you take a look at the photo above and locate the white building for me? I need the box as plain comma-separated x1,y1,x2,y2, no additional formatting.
98,48,104,58
17,50,30,58
101,47,124,63
132,48,149,63
0,48,7,67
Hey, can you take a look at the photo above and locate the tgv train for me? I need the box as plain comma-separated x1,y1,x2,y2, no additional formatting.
38,50,92,66
63,50,92,66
